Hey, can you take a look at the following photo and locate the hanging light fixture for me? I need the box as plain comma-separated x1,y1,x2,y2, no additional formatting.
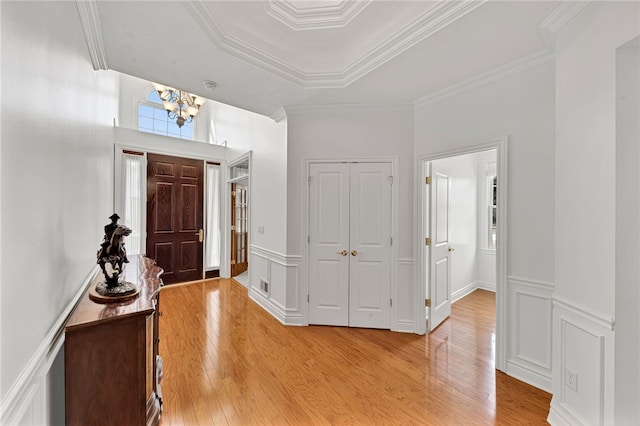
152,83,205,128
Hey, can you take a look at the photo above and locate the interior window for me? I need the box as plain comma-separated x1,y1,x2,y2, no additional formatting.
488,175,497,249
138,90,194,140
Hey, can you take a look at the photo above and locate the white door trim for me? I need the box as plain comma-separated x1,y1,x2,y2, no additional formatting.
415,138,508,372
303,157,399,329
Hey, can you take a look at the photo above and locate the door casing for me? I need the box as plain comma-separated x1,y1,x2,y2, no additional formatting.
417,138,508,372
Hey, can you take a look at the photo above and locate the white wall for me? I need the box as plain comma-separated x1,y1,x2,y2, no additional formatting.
550,3,639,425
415,60,555,391
614,37,640,425
431,152,480,300
0,2,119,424
283,105,415,330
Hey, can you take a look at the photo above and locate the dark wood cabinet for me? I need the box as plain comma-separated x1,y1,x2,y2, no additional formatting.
64,256,163,426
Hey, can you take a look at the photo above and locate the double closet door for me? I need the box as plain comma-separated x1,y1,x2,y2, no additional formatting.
308,162,392,329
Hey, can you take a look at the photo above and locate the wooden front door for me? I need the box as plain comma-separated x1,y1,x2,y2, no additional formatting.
230,182,248,277
147,153,204,284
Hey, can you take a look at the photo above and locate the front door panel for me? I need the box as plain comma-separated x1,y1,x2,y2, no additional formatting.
147,153,203,284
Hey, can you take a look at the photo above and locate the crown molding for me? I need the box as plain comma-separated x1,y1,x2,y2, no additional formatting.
269,107,287,122
76,0,108,70
342,0,485,86
415,49,555,109
283,102,413,116
185,1,485,89
539,1,592,50
265,0,372,31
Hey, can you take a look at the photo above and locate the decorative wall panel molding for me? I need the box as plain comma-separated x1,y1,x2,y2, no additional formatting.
548,296,615,425
265,0,372,31
0,267,98,425
249,245,304,325
506,276,554,392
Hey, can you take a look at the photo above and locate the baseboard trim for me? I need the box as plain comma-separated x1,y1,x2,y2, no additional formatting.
0,266,99,425
393,320,415,333
548,397,584,426
248,286,304,326
506,360,552,393
452,280,496,304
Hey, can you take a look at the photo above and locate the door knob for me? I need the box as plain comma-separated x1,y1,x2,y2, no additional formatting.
337,250,348,256
195,229,203,242
351,250,358,256
448,247,455,252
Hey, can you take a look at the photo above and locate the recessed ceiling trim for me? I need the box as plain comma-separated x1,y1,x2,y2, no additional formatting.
414,49,555,109
341,0,486,86
538,1,592,49
284,101,413,117
76,0,108,70
186,1,486,89
265,0,372,31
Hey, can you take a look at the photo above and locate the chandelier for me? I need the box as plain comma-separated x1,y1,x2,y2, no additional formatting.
153,83,205,128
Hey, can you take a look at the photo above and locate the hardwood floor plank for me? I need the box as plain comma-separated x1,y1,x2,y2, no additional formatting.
159,281,550,425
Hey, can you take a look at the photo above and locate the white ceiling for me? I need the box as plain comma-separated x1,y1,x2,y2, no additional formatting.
89,0,562,119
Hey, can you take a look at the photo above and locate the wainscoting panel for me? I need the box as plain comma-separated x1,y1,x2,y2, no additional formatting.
548,296,615,426
0,267,97,426
248,245,304,326
395,258,415,333
506,276,554,392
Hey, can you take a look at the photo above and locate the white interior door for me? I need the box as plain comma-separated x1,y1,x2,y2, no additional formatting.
349,163,392,329
308,163,350,326
308,162,392,328
428,166,452,331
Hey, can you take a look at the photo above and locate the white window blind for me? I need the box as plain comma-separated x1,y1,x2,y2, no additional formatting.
122,153,144,255
206,164,221,269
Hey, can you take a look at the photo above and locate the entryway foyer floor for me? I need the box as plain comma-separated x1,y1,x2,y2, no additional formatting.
158,280,551,425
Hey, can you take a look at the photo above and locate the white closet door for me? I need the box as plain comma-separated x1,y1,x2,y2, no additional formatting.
308,163,350,326
348,163,392,329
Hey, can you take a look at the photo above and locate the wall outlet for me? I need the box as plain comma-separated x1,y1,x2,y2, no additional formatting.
566,368,578,392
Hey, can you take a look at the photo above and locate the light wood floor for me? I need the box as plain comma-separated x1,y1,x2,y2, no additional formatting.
158,279,551,425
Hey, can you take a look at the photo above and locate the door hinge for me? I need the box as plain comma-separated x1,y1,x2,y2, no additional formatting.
425,176,432,185
231,260,236,265
307,235,310,244
390,298,393,307
308,176,312,185
307,294,310,303
425,299,431,307
388,175,393,185
232,190,236,196
390,237,393,246
425,237,431,246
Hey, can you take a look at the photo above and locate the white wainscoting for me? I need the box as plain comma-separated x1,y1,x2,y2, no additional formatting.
248,245,304,326
505,276,554,392
547,296,615,426
395,258,415,333
0,267,98,426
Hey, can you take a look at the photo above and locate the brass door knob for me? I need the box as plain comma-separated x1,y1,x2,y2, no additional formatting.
448,247,455,252
351,250,358,256
337,250,348,256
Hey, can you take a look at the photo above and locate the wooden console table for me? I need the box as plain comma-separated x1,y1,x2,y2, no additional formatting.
64,255,163,426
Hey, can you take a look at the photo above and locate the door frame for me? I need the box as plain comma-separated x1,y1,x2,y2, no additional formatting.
225,151,252,281
416,137,508,372
114,143,226,281
303,156,399,328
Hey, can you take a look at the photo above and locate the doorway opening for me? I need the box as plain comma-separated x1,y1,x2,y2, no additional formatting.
418,139,507,371
228,153,251,287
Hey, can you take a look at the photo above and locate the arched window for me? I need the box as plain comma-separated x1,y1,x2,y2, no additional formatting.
138,90,194,140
